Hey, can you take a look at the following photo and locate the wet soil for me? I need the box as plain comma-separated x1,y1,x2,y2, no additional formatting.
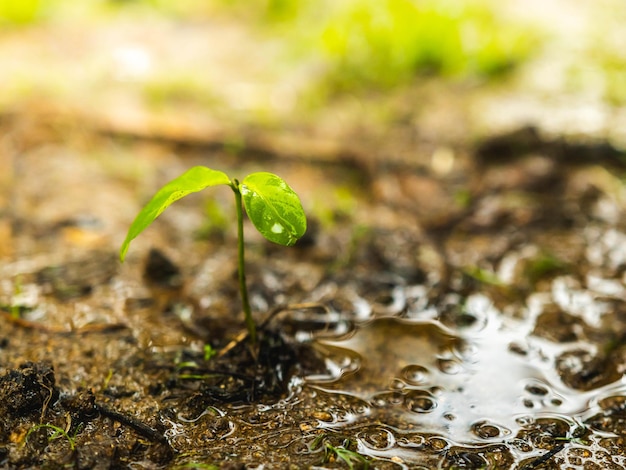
3,6,626,467
1,106,626,470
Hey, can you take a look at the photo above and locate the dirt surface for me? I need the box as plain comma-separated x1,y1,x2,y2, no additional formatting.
1,109,626,469
2,3,626,469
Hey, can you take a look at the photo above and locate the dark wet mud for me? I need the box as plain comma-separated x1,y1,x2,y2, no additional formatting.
1,114,626,469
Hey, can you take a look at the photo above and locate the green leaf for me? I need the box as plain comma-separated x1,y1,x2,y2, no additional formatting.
240,172,306,246
120,166,230,261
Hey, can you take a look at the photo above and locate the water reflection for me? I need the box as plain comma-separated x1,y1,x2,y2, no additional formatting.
308,296,597,443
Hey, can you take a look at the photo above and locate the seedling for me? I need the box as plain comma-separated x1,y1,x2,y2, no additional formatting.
120,166,307,346
26,423,77,451
311,435,370,469
324,441,369,469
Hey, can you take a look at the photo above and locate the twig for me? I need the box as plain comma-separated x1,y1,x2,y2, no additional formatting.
521,443,566,470
95,403,168,445
0,310,128,335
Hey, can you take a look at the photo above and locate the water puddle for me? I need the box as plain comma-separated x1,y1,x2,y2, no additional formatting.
304,290,626,466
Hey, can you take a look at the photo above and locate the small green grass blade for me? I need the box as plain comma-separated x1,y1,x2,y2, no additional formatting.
240,172,306,246
120,166,230,261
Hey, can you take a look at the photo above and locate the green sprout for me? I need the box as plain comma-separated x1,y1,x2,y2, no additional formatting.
325,441,369,469
311,435,370,469
203,343,217,361
120,166,307,346
26,423,77,451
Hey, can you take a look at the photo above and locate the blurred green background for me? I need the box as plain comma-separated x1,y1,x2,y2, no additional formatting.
1,0,625,140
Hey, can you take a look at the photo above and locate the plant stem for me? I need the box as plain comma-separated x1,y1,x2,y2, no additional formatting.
231,181,257,346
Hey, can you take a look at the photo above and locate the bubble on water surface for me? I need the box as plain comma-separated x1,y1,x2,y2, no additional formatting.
470,420,511,440
370,391,404,408
404,390,437,413
311,306,594,442
357,426,396,451
401,364,430,386
437,358,463,375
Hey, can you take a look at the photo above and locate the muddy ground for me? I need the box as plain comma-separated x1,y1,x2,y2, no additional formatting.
1,110,626,469
2,3,626,469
